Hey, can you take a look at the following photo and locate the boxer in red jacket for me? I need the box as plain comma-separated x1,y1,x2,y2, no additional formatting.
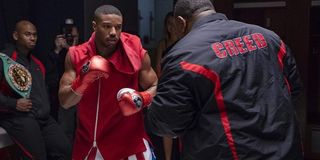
58,5,158,160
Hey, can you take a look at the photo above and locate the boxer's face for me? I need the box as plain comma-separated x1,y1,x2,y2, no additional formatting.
93,13,122,50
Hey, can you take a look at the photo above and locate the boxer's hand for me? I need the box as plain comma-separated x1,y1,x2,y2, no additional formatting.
16,98,32,112
117,88,152,116
71,55,110,95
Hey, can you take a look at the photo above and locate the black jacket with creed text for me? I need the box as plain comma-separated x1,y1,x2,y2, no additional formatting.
146,13,303,160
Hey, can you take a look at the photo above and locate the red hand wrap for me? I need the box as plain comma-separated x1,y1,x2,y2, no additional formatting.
140,91,152,107
71,76,87,95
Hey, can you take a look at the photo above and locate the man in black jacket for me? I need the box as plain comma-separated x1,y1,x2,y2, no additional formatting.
0,20,71,160
144,0,304,159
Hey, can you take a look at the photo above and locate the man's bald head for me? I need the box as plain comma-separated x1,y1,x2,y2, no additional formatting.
15,20,36,32
13,20,37,53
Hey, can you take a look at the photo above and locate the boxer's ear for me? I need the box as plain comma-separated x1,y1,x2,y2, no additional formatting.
92,21,97,32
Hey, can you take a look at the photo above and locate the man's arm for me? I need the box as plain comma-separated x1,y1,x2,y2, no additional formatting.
139,52,158,96
0,93,33,112
116,52,158,116
0,61,16,110
145,63,196,137
0,93,17,110
282,43,303,102
58,51,81,108
59,51,111,109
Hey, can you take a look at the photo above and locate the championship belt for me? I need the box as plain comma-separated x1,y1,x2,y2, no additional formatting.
0,52,32,98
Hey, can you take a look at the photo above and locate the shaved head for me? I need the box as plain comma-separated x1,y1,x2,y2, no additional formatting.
15,20,36,32
13,20,37,53
94,5,122,22
174,0,215,19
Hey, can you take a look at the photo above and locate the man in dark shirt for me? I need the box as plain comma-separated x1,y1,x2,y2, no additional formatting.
143,0,303,159
0,20,71,159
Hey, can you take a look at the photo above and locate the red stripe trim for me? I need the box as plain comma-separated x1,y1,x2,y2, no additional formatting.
277,41,286,70
180,61,239,160
31,55,46,78
12,51,46,78
277,41,291,92
11,51,18,60
10,137,33,159
284,76,291,93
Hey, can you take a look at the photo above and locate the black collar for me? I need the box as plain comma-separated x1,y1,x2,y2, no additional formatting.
192,13,228,29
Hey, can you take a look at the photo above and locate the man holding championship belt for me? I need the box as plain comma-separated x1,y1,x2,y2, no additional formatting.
0,20,71,159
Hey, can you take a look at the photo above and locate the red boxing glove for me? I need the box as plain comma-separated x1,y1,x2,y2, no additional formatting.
71,55,110,95
117,88,152,116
